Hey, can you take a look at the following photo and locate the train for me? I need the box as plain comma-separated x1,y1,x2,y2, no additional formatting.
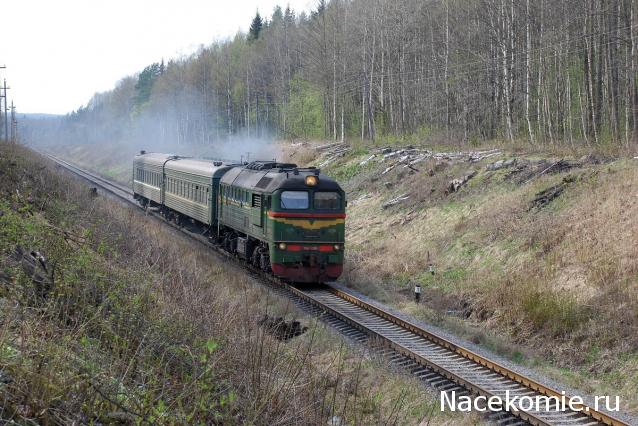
132,151,346,283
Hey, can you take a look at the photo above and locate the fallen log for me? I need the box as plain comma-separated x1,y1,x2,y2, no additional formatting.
382,164,397,175
487,158,516,171
315,142,341,151
359,154,376,165
382,193,410,209
446,171,477,194
529,175,575,210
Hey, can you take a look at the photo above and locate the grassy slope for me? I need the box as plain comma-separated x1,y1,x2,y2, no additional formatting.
48,139,638,413
0,143,477,425
281,140,638,413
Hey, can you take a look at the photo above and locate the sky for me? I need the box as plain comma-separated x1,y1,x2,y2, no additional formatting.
1,0,313,115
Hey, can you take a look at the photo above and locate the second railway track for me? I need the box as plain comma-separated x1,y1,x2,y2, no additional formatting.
44,152,629,426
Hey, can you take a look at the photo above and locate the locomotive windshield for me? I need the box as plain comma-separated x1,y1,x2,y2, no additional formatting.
314,192,341,210
281,191,309,209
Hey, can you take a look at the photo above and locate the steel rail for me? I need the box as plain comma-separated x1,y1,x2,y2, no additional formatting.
43,152,628,426
316,288,625,426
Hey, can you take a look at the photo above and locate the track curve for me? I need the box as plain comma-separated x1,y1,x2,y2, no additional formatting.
43,152,629,426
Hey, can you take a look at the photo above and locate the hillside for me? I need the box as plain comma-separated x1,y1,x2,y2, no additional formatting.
48,139,638,414
0,142,475,425
9,0,638,422
281,140,638,412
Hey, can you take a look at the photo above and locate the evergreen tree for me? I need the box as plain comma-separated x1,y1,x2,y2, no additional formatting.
272,5,284,25
133,62,162,109
311,0,325,18
284,5,295,26
248,11,263,41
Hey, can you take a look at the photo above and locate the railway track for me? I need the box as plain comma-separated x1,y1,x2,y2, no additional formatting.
44,152,629,426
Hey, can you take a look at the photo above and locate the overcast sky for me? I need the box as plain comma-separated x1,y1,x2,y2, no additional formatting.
1,0,312,115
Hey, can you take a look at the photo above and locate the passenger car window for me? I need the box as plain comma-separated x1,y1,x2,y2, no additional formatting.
281,191,309,209
314,192,341,210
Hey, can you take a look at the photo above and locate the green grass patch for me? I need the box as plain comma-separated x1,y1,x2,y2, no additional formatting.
521,290,590,335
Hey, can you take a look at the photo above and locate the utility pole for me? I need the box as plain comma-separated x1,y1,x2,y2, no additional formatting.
3,80,9,142
0,66,5,142
10,101,16,143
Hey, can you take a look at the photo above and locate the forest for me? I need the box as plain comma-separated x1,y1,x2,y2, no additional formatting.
26,0,638,148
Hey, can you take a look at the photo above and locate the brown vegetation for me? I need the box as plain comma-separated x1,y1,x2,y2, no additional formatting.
0,143,476,425
283,140,638,413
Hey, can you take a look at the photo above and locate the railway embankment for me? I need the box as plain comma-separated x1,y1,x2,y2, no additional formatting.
281,140,638,414
0,142,477,425
46,138,638,416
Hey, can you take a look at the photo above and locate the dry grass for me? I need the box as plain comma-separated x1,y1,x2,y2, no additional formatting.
281,140,638,412
0,143,480,425
280,141,322,166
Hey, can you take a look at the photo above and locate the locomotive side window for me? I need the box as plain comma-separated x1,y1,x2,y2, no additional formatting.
314,192,341,210
281,191,309,209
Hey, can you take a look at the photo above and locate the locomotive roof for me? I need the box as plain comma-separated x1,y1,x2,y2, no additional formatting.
220,163,342,193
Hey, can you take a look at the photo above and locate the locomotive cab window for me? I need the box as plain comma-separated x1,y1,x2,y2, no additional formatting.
280,191,309,209
314,192,341,210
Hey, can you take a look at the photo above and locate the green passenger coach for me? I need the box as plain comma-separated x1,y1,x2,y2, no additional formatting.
132,152,169,206
132,153,346,283
164,158,233,225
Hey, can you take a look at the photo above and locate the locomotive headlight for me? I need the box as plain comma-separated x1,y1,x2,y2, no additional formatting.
305,175,318,186
278,242,287,250
334,244,342,251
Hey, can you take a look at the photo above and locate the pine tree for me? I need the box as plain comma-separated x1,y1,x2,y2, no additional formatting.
284,5,295,26
133,62,162,109
272,5,284,25
248,11,263,41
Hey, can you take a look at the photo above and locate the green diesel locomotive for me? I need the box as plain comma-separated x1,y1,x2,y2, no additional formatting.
132,152,346,283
